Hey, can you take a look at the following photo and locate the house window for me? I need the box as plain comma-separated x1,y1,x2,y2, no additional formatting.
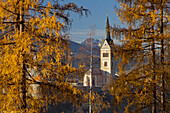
103,53,109,57
104,62,107,66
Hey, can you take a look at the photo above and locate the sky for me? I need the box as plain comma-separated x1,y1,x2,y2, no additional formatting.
67,0,122,43
53,0,122,43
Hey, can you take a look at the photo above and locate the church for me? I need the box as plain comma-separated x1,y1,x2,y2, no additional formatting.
83,14,117,88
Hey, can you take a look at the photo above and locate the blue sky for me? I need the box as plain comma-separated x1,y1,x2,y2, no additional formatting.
57,0,122,43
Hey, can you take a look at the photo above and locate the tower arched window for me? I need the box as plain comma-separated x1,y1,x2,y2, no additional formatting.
104,62,107,66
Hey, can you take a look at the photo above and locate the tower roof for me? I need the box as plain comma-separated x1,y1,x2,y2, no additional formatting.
105,13,111,40
101,13,113,46
106,13,110,32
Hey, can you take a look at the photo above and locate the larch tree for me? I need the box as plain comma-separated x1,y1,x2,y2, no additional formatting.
0,0,89,112
110,0,169,112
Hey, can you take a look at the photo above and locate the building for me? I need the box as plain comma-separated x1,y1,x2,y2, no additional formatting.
83,14,116,88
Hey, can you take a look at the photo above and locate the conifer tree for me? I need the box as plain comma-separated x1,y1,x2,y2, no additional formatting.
110,0,169,112
0,0,88,112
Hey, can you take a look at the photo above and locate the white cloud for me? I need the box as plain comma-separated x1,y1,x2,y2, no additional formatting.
70,29,123,44
71,31,88,35
70,29,105,41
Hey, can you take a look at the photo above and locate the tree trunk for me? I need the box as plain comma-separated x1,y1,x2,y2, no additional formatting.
20,1,27,111
151,2,156,113
160,0,165,112
151,32,156,113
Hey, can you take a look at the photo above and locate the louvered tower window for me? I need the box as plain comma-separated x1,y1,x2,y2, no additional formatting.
103,53,109,57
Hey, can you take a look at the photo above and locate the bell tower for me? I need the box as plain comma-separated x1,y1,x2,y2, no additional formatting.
100,14,113,76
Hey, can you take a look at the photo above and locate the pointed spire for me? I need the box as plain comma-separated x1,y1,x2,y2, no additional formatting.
106,12,109,31
105,12,111,40
101,13,113,47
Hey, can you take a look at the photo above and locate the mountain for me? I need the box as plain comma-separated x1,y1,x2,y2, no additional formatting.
68,40,85,55
68,40,89,68
68,38,102,56
68,39,101,69
81,38,102,48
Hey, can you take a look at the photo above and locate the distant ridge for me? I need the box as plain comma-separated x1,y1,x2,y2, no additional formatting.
68,40,84,55
80,38,102,47
68,38,100,69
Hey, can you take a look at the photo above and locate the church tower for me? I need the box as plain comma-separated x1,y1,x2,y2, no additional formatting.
100,14,113,76
83,14,114,87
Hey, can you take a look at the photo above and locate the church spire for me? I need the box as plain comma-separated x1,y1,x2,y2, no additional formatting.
105,13,111,40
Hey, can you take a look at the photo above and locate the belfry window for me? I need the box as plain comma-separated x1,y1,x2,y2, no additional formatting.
103,53,109,57
104,62,107,66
